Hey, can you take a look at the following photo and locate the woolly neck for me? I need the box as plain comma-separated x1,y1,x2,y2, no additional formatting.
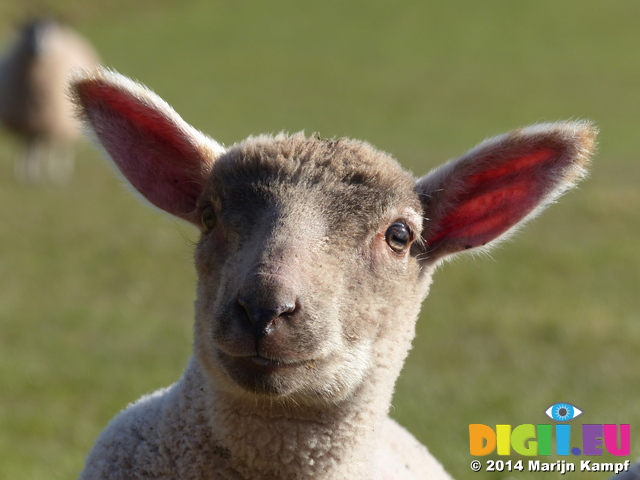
175,356,398,480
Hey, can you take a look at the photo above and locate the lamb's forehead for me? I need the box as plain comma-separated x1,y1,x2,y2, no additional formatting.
205,133,419,212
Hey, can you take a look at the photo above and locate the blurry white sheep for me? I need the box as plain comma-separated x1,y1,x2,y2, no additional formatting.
0,18,100,183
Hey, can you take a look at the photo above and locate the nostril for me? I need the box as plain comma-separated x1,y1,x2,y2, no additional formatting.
237,294,299,328
237,296,261,326
237,295,250,316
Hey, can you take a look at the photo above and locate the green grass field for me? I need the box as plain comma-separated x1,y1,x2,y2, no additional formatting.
1,1,639,478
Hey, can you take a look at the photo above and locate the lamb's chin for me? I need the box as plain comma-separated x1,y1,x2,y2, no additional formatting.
216,352,309,396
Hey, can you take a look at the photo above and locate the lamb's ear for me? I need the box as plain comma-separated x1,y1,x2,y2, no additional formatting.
415,122,597,264
70,67,225,226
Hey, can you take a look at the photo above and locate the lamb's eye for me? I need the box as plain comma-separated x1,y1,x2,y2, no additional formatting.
201,206,217,230
385,222,412,253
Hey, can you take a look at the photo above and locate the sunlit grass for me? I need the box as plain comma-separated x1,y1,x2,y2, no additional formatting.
1,1,639,478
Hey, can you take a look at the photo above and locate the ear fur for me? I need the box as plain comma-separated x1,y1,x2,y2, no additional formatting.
415,121,597,264
69,67,225,225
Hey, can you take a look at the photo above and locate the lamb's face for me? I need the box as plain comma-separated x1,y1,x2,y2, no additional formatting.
192,135,431,404
70,67,596,412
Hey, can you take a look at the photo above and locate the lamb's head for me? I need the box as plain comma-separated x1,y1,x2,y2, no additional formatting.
192,134,428,403
71,67,596,408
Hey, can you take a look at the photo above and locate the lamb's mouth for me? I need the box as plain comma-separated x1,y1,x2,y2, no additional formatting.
217,351,317,395
248,355,291,367
235,354,312,373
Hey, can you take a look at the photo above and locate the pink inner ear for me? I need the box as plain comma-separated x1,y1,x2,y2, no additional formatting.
79,81,196,157
77,80,207,222
427,149,555,248
465,149,553,185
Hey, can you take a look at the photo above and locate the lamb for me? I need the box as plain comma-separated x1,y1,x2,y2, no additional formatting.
70,66,597,480
0,18,100,183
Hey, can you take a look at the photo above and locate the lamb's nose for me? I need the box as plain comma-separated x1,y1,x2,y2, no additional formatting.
237,290,298,336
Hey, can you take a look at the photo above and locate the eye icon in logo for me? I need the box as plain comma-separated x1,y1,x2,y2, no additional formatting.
545,403,583,422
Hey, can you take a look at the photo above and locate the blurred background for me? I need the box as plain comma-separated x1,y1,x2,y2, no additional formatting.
0,1,638,478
